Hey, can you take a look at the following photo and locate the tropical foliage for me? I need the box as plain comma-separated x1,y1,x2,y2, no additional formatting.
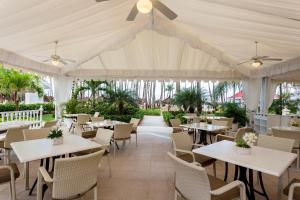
0,67,44,110
222,102,247,126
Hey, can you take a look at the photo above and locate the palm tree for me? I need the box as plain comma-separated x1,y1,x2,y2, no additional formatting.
0,67,44,110
105,89,137,114
73,80,108,110
165,83,174,98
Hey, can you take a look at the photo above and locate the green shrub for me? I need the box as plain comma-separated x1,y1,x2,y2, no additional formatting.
222,102,247,126
162,111,186,125
65,99,78,114
0,102,54,114
137,109,161,116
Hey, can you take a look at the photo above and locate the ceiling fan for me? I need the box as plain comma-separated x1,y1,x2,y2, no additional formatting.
237,41,283,67
42,41,76,66
95,0,177,21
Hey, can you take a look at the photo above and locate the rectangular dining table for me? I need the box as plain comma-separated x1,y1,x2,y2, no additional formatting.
193,140,297,200
180,123,227,144
11,135,102,191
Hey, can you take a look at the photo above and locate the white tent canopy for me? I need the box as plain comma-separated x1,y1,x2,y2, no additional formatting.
1,0,300,81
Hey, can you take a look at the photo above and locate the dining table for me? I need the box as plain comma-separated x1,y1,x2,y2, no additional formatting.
89,120,126,130
11,135,102,195
0,120,37,140
180,122,227,144
193,140,297,200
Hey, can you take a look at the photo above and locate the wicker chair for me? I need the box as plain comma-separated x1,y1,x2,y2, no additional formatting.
23,128,51,141
72,114,91,133
171,132,216,177
216,127,254,142
130,118,141,146
37,150,105,200
91,117,104,122
170,119,183,133
272,127,300,169
43,120,58,129
1,126,29,164
0,164,20,200
167,152,246,200
284,179,300,200
112,123,133,158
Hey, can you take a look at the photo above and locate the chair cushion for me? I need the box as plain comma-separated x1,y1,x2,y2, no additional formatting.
178,153,216,167
0,163,20,184
283,178,300,199
208,175,240,200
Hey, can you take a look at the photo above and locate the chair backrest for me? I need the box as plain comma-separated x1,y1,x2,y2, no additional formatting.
167,152,211,200
130,118,140,127
23,128,51,141
272,128,300,148
94,128,114,149
235,127,254,141
91,116,104,122
193,117,201,123
257,135,295,152
77,114,91,124
43,120,58,128
93,112,100,117
113,123,133,140
4,126,30,149
220,118,234,129
170,118,181,127
171,132,193,153
212,119,228,127
52,150,104,199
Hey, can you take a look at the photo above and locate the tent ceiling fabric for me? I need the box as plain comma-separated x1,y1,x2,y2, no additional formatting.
0,0,300,80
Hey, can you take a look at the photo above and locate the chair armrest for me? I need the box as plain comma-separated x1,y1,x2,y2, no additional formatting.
192,144,204,148
38,167,53,183
288,182,300,200
216,134,235,142
0,165,15,181
211,180,246,200
174,149,195,162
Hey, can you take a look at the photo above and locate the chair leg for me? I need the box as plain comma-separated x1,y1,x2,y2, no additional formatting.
107,155,112,177
113,141,116,159
93,186,98,200
10,178,16,200
213,162,216,177
136,134,138,147
37,171,43,200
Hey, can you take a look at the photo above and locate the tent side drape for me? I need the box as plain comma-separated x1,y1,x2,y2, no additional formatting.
243,78,262,112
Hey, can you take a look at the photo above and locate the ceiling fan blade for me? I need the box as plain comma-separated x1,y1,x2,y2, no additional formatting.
237,60,252,65
254,56,269,59
261,58,283,61
60,60,68,65
152,0,177,20
127,3,138,21
95,0,110,2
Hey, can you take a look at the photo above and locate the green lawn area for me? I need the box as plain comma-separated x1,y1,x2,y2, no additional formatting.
43,114,55,122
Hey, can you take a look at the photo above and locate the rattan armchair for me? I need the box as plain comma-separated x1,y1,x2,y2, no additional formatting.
37,150,105,200
170,119,183,133
72,114,91,133
168,152,246,200
0,164,20,200
284,179,300,200
130,118,141,146
43,120,58,129
112,123,133,158
171,132,216,177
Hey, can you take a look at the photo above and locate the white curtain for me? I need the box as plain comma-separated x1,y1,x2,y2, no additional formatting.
266,79,278,110
53,75,74,119
243,78,262,112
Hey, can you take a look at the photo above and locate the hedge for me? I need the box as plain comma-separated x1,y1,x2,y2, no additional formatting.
162,111,187,126
136,109,161,116
0,103,55,114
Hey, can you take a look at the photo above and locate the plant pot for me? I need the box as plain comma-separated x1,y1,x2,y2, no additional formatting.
232,123,238,131
236,146,251,155
52,137,63,145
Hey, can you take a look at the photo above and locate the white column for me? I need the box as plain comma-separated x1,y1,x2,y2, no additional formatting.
53,75,74,119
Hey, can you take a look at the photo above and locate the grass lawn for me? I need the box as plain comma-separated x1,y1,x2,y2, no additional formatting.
43,114,55,122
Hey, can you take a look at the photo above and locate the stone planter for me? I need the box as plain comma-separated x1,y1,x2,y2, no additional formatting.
52,137,63,145
236,146,251,155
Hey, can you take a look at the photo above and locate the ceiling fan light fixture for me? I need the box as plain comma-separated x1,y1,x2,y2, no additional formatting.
137,0,153,14
52,59,59,66
252,60,262,67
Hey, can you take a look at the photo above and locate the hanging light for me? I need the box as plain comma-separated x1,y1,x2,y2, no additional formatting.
52,59,59,66
137,0,153,14
252,60,262,67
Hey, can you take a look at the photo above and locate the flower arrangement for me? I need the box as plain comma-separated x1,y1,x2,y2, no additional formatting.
236,132,257,149
48,128,63,145
47,128,63,139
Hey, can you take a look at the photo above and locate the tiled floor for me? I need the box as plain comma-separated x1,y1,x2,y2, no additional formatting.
0,116,299,200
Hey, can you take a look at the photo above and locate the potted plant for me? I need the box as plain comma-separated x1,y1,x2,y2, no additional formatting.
223,103,248,130
235,132,257,155
48,128,63,145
